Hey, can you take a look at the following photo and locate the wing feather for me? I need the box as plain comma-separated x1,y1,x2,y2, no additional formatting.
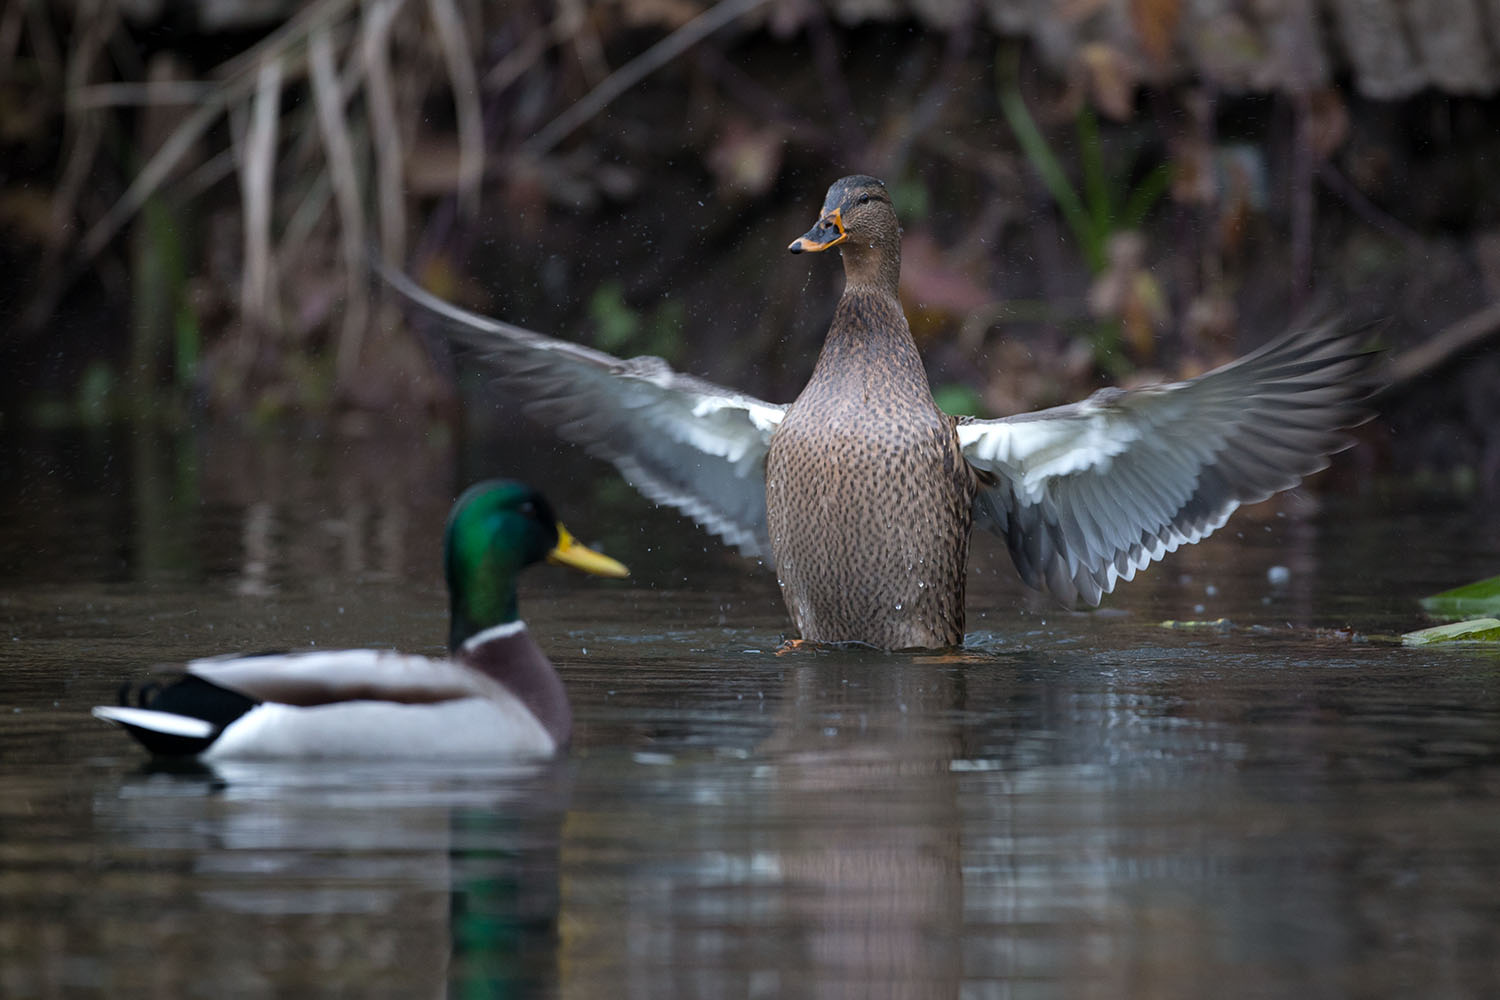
960,322,1377,605
382,265,785,559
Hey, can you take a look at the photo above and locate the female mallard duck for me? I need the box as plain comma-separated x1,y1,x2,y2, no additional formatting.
91,480,628,758
383,175,1373,650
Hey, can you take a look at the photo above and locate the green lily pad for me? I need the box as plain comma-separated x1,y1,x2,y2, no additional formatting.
1401,618,1500,645
1419,575,1500,620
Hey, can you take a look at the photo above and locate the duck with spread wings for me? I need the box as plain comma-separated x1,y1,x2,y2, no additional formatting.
384,175,1375,650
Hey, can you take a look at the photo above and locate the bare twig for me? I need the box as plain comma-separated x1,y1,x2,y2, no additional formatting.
239,56,284,331
213,0,355,85
21,0,112,329
557,0,608,86
1386,301,1500,391
310,25,370,379
0,0,27,82
178,146,239,201
362,0,406,268
69,80,217,108
282,167,334,262
22,0,62,92
1289,93,1314,310
522,0,770,156
692,45,831,152
77,0,359,268
805,7,860,157
887,20,973,180
78,97,225,263
1316,160,1423,248
482,13,553,93
426,0,483,216
53,0,112,247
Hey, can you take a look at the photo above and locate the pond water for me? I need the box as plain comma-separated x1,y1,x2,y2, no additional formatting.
3,421,1499,998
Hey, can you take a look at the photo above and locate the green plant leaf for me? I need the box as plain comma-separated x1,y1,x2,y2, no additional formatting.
77,360,116,426
1000,87,1100,272
1419,575,1500,620
1401,618,1500,645
931,383,984,417
891,176,930,223
647,298,685,362
588,281,640,353
1081,319,1133,379
176,298,201,387
1122,162,1173,230
1076,106,1111,236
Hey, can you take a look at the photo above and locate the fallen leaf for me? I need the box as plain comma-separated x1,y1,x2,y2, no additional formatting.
1078,42,1139,121
1402,618,1500,645
1087,231,1168,360
1129,0,1181,68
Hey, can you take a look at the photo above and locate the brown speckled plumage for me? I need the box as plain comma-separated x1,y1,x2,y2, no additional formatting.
768,176,976,648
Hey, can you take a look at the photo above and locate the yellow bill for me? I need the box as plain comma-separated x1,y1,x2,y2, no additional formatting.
548,524,630,578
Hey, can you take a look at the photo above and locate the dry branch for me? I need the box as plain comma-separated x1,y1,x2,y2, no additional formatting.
310,25,369,381
238,56,285,332
362,0,406,269
522,0,771,156
1387,302,1500,390
426,0,483,217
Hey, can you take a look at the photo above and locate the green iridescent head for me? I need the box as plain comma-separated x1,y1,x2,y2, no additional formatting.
443,480,628,650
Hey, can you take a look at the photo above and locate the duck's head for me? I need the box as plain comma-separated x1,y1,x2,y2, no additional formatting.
443,480,628,650
788,175,900,287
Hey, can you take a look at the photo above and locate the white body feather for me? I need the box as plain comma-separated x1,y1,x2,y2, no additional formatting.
203,697,555,759
94,623,560,759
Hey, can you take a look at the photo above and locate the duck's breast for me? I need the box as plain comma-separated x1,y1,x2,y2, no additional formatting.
765,372,974,646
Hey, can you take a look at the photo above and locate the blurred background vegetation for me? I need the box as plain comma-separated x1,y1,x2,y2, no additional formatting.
3,0,1499,489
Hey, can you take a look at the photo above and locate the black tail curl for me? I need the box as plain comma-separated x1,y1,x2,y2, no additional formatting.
107,675,259,757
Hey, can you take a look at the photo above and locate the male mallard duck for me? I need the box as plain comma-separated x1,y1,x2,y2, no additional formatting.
91,480,628,758
383,175,1373,650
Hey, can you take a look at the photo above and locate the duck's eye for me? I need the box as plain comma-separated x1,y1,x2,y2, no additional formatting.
857,194,871,205
518,500,538,518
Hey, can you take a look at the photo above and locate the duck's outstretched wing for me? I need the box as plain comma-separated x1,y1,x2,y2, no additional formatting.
959,323,1377,605
384,266,785,560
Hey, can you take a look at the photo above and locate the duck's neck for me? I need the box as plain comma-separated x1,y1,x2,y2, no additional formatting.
807,252,928,393
449,585,519,653
839,237,902,294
